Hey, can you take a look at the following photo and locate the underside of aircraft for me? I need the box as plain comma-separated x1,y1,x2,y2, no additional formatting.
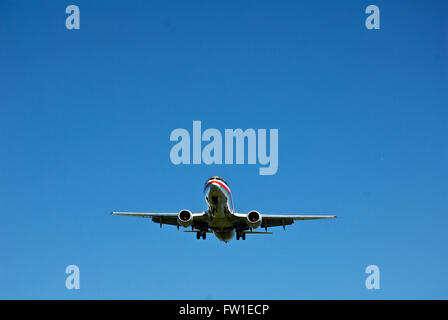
111,176,336,242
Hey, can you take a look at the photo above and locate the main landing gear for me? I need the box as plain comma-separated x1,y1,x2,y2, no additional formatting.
236,230,246,241
196,231,207,240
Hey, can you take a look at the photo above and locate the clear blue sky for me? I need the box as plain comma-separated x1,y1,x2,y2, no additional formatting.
0,0,447,299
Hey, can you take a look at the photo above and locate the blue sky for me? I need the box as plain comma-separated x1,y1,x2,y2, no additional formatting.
0,0,447,299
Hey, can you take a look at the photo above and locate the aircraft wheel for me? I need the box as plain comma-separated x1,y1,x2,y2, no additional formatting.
202,232,206,240
242,233,246,241
196,232,201,240
236,232,240,241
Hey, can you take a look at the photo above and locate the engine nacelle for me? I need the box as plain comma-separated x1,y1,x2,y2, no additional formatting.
177,209,193,227
246,211,262,229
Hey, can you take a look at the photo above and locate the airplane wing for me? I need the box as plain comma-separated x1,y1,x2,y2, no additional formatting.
260,214,337,229
110,211,207,227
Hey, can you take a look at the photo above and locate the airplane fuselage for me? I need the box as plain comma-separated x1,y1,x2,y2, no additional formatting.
204,177,236,242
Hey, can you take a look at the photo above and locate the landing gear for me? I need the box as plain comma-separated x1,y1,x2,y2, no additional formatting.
196,231,207,240
236,230,246,241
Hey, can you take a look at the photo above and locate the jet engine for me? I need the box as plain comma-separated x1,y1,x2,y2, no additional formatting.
246,211,262,229
177,209,193,227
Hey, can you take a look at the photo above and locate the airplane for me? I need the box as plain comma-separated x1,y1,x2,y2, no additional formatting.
111,176,336,243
